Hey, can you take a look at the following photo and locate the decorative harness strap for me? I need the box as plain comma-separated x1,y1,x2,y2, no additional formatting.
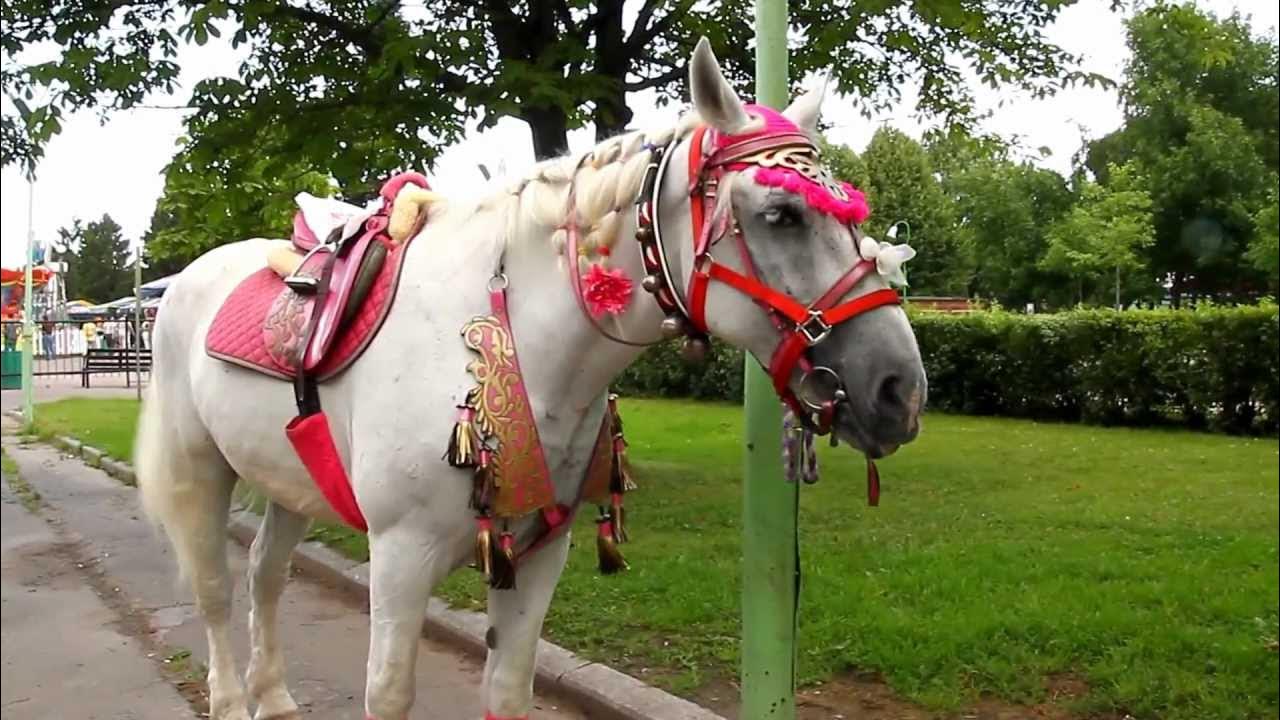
446,278,634,588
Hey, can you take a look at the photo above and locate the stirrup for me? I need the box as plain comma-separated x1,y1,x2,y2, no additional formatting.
285,242,334,294
285,274,319,294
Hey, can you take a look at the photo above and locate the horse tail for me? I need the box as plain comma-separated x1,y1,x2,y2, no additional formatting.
134,288,239,591
133,379,170,526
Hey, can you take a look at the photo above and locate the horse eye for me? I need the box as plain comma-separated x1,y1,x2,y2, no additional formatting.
762,205,803,227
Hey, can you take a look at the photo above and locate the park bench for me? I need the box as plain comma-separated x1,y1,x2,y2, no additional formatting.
82,347,151,388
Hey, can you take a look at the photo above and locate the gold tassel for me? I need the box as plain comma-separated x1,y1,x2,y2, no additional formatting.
614,445,638,492
444,405,480,467
609,394,638,492
474,517,494,582
470,448,494,510
596,514,628,574
490,530,517,590
607,393,624,435
610,492,629,544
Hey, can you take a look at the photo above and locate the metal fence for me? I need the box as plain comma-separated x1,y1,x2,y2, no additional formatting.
1,318,152,387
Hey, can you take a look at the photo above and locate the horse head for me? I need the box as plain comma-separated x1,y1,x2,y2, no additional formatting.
645,39,927,456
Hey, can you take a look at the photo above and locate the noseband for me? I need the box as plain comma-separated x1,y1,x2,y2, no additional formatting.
567,119,901,435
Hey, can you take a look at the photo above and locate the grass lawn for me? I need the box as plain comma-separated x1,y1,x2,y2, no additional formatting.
35,396,1279,719
31,397,140,461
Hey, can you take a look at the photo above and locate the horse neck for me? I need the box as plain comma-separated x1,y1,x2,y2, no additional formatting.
499,208,666,414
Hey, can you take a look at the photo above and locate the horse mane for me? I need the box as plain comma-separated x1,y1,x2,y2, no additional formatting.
480,112,703,265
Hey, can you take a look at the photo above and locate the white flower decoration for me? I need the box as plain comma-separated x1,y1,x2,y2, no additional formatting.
859,236,916,287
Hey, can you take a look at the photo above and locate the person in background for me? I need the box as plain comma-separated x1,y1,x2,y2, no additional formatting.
82,318,98,350
41,316,55,358
2,305,18,351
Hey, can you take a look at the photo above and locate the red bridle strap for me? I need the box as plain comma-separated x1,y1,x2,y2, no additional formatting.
675,122,903,430
699,260,900,331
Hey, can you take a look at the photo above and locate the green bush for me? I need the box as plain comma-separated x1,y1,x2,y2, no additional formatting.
615,304,1280,434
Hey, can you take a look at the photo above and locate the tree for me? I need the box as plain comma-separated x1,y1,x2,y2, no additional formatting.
60,215,134,304
4,0,1108,186
929,130,1075,308
856,127,968,295
1247,189,1279,292
1041,163,1155,307
145,132,335,265
1086,3,1278,303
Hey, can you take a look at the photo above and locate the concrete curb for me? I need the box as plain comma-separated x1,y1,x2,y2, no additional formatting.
18,423,726,720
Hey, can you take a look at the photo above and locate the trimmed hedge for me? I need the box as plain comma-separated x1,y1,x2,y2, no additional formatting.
614,304,1280,435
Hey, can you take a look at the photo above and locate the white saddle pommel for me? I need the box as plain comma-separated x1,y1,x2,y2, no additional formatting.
388,186,441,245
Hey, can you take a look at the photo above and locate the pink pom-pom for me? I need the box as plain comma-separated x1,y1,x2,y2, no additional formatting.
581,264,634,317
753,168,870,225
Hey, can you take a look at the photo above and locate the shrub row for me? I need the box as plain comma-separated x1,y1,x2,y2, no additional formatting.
614,304,1280,435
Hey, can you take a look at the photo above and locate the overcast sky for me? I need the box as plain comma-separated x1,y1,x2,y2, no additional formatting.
1,0,1275,267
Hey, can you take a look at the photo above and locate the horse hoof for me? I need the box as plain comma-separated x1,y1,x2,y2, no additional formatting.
255,711,302,720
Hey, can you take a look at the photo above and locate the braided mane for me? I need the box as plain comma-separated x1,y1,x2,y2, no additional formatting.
482,112,703,266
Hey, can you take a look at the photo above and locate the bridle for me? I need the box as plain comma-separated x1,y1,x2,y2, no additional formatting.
567,118,901,436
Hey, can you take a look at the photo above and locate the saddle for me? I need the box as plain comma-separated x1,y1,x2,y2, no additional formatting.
206,172,438,382
264,174,434,371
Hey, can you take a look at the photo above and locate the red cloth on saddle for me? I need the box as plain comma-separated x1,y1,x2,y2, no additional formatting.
285,413,367,532
204,240,409,381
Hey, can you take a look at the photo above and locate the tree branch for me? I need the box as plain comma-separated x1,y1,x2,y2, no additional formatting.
365,0,401,32
552,0,580,40
625,64,684,91
257,3,381,56
625,0,693,53
625,0,664,50
483,0,528,58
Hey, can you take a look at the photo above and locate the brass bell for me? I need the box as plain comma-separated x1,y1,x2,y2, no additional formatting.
635,226,655,242
681,336,711,364
641,274,663,293
659,315,686,339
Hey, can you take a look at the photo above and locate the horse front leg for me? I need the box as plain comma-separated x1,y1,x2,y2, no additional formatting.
482,532,571,719
364,522,455,720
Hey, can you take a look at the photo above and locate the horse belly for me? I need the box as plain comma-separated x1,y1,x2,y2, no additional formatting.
194,360,345,522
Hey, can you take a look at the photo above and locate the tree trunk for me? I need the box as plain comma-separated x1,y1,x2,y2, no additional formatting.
1115,265,1121,310
592,0,632,140
523,106,570,160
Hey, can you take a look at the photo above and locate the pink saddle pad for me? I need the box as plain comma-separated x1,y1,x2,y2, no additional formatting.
205,234,414,381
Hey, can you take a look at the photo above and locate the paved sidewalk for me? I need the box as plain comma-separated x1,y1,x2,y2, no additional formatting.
1,436,586,719
1,483,194,719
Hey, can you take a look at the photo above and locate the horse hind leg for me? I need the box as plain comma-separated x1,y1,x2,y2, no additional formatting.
244,501,309,719
136,393,251,720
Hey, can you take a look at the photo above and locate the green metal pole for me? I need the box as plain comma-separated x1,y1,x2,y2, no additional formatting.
741,1,797,717
21,178,35,426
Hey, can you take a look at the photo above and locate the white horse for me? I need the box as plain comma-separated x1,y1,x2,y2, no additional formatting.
135,40,926,720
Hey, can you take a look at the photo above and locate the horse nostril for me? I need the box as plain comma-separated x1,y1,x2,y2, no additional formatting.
877,374,904,411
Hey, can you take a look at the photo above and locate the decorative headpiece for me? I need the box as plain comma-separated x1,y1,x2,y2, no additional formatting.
715,105,871,226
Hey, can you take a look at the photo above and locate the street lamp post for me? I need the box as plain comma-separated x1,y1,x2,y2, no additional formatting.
21,179,36,425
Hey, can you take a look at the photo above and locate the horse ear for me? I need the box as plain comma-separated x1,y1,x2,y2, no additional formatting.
689,37,755,135
782,80,826,137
